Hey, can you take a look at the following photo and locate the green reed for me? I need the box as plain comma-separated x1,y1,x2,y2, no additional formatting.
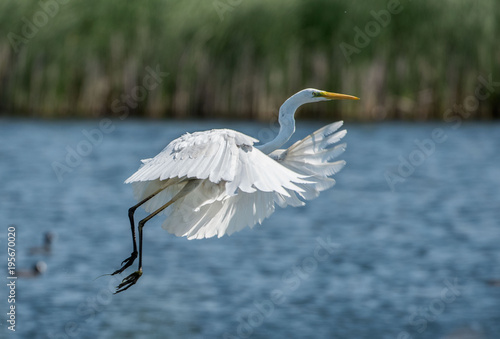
0,0,498,120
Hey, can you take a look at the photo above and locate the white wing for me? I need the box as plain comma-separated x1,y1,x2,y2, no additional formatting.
270,121,347,201
126,125,345,240
126,129,308,195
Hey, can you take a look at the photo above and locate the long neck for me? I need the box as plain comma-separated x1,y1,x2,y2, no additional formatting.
257,97,302,154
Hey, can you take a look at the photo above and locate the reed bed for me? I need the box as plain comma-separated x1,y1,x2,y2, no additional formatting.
0,0,498,120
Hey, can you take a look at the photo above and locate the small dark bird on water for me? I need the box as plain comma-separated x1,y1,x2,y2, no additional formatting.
486,279,500,287
17,261,47,278
29,232,56,255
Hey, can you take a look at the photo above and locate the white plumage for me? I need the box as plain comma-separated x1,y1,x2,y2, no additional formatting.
112,88,359,293
127,121,347,239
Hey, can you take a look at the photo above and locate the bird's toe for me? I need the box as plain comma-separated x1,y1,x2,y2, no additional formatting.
111,252,137,275
114,270,142,294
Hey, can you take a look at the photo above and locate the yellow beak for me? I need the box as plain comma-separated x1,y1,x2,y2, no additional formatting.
320,91,360,100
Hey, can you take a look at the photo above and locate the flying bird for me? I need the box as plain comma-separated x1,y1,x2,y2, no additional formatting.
112,88,359,293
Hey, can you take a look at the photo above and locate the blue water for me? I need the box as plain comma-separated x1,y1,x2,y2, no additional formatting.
1,119,499,339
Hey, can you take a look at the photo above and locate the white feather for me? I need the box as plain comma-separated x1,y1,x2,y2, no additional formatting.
114,89,357,295
124,90,358,241
126,121,347,239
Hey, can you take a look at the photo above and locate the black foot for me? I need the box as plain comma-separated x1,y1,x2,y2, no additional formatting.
111,252,137,275
115,270,142,294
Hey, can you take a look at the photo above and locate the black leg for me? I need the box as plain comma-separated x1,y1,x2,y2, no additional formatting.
114,180,201,294
111,186,167,276
114,200,175,293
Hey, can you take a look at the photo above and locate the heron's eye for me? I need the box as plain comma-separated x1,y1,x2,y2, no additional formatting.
312,92,321,97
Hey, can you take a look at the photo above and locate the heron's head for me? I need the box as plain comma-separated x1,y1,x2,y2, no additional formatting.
278,88,360,125
294,88,360,104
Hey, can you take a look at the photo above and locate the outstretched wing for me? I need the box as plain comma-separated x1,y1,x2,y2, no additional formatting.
126,129,310,196
126,125,346,240
270,121,347,201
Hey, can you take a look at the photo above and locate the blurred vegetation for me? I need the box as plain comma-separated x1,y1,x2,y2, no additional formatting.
0,0,499,120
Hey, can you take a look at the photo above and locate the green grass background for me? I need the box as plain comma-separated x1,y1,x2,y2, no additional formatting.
0,0,498,120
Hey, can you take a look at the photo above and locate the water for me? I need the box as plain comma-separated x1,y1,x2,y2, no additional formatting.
1,119,499,339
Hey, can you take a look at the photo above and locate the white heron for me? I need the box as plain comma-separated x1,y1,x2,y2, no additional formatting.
112,88,359,293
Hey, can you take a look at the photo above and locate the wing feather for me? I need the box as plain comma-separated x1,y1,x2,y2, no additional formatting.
270,121,347,204
287,121,344,154
161,183,277,239
126,123,346,240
